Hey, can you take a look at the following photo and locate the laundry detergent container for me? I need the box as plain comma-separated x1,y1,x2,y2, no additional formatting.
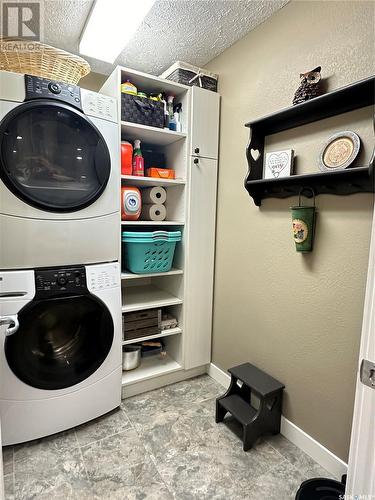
122,231,181,274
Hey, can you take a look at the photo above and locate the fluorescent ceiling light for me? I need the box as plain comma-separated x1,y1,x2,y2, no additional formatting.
80,0,156,63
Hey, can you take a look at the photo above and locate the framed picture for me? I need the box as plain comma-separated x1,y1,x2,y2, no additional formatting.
264,149,294,179
318,131,360,172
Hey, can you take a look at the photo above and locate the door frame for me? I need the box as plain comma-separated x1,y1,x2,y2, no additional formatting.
346,199,375,495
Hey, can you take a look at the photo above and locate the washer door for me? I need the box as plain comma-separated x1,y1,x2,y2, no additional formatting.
0,100,111,212
4,295,114,390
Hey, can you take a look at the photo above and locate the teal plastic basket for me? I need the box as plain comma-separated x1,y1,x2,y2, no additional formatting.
122,231,182,274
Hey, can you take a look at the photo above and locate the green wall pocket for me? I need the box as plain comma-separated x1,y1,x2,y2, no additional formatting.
291,188,316,253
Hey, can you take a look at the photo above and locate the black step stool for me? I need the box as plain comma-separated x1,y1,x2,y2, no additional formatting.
216,363,285,451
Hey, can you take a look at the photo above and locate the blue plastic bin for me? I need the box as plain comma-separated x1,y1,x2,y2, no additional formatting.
122,231,182,274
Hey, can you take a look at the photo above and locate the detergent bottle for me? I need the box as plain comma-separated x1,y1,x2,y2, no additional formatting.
121,141,133,175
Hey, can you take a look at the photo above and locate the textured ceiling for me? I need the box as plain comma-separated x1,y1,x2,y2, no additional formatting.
42,0,288,76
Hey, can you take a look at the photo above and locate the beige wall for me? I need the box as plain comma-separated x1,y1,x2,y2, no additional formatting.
206,0,375,461
79,71,107,91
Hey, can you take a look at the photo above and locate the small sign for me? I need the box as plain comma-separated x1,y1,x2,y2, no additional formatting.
264,149,294,179
1,1,43,41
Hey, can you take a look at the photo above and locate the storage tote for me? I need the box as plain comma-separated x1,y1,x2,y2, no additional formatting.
121,93,164,128
160,61,218,92
122,231,181,274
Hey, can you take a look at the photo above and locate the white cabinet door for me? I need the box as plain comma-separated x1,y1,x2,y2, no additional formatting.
190,87,220,159
185,156,218,369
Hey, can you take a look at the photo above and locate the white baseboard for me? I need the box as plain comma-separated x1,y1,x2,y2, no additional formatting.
122,365,207,399
207,363,347,479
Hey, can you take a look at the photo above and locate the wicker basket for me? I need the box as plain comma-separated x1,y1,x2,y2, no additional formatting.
160,61,218,92
0,38,90,84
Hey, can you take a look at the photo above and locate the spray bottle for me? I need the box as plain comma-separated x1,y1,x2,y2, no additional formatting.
132,139,144,177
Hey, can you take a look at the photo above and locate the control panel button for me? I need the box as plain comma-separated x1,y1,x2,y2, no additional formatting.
57,275,68,286
48,82,61,94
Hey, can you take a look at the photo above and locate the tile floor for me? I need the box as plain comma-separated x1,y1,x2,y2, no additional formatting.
2,375,330,500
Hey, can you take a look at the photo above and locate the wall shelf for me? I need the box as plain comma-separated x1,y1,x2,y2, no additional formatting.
121,221,185,226
244,76,375,206
121,175,185,187
121,354,182,386
122,327,182,345
122,268,183,280
121,121,186,146
122,285,183,313
247,166,374,206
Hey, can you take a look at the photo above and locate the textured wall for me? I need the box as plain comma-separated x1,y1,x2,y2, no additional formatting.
206,0,375,461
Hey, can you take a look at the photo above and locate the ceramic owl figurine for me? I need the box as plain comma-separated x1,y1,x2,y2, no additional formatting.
292,66,321,105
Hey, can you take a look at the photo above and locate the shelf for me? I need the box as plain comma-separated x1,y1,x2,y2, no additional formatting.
245,76,375,135
121,354,182,386
122,285,183,313
246,166,374,206
119,66,188,98
121,121,186,146
121,175,185,187
122,327,182,345
122,268,183,280
244,76,375,206
121,220,185,226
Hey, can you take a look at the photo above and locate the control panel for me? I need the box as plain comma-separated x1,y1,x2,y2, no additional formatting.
81,90,117,123
24,74,83,110
86,264,120,292
35,266,87,298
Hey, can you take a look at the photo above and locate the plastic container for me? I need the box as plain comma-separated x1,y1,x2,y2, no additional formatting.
146,167,175,179
122,345,141,371
121,186,141,221
122,231,182,274
121,142,133,175
295,478,345,499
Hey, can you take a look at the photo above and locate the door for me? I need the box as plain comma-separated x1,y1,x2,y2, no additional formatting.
4,294,114,390
190,87,220,159
346,201,375,496
185,156,218,369
0,100,110,212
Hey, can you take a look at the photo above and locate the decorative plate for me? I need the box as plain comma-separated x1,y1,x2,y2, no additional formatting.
319,131,360,172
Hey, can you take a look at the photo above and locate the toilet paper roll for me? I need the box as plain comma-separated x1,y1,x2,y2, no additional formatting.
142,186,167,204
141,204,167,221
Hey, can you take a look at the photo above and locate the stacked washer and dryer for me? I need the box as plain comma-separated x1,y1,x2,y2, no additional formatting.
0,71,122,445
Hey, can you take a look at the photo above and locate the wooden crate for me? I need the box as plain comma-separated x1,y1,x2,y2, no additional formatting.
123,308,161,342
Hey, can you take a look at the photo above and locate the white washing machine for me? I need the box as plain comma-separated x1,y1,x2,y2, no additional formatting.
0,71,120,270
0,261,122,445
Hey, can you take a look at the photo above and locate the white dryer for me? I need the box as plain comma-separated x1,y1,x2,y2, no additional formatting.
0,261,122,445
0,71,120,269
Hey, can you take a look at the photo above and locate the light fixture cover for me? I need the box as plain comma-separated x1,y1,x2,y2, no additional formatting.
79,0,156,63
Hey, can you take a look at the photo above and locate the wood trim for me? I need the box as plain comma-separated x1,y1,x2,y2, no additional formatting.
346,200,375,496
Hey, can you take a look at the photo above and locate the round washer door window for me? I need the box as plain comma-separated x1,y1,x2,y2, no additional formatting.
0,101,111,212
5,295,114,390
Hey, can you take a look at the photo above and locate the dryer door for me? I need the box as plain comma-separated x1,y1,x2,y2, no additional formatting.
4,295,114,390
0,100,111,212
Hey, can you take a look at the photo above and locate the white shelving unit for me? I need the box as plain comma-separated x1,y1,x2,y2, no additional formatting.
122,327,182,345
100,66,220,397
121,221,185,226
121,354,182,386
121,285,183,313
122,268,183,280
121,121,186,145
121,175,185,187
